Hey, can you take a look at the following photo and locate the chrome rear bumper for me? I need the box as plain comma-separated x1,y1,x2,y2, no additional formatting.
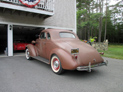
77,60,108,72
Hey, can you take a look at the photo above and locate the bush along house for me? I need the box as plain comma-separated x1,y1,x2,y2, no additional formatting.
0,0,76,56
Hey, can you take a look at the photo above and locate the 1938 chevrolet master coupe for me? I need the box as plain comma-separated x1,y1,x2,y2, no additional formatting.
26,29,108,74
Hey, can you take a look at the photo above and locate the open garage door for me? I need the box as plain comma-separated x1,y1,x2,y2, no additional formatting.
0,24,7,57
13,25,44,56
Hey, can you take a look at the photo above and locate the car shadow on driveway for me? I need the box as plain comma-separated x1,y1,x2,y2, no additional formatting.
23,57,106,80
59,69,106,80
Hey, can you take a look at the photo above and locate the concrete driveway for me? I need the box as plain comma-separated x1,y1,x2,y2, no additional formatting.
0,56,123,92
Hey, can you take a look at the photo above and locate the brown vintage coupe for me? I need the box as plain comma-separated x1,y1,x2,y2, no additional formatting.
26,29,108,74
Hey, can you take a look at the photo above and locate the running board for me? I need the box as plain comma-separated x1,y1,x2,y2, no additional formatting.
33,56,50,64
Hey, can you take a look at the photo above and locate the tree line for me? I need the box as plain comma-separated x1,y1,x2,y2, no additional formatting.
77,0,123,43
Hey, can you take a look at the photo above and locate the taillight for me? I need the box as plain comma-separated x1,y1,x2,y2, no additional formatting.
75,55,78,59
72,54,78,59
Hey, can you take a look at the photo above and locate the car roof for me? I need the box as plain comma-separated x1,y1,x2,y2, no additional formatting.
41,29,78,40
43,29,72,32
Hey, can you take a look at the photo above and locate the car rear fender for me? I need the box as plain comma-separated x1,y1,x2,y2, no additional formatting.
50,48,78,70
26,44,38,57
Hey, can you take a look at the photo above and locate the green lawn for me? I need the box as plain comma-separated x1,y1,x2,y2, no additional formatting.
99,44,123,60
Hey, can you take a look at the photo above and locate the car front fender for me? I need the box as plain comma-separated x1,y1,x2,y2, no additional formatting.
50,48,78,70
26,44,38,57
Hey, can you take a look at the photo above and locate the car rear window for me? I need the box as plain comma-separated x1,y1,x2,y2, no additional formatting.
59,32,75,38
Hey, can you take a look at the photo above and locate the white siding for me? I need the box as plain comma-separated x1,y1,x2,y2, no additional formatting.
42,0,76,29
0,0,76,30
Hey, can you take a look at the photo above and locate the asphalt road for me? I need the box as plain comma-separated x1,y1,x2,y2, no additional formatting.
0,56,123,92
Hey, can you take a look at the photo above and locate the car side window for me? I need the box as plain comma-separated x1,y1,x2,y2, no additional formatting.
47,33,51,39
40,32,46,39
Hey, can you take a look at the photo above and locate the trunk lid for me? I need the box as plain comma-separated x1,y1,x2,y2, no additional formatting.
55,39,104,66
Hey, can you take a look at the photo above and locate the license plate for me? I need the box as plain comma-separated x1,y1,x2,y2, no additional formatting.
71,48,79,54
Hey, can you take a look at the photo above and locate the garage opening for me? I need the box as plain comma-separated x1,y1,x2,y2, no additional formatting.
0,24,7,57
13,25,44,56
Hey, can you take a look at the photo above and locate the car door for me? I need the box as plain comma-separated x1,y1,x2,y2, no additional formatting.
41,32,52,59
45,32,52,59
39,32,47,58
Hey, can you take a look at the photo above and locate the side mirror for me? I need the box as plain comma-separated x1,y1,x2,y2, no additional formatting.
31,40,36,45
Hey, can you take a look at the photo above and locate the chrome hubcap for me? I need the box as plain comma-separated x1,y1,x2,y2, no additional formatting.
53,60,59,69
53,59,59,70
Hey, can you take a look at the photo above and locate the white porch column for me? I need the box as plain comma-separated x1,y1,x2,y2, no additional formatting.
7,24,13,56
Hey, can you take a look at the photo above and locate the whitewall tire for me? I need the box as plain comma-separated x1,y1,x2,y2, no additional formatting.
51,55,64,74
25,48,32,60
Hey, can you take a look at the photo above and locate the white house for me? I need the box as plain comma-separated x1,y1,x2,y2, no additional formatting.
0,0,76,56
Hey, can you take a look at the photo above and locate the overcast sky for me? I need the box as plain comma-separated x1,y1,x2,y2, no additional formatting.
109,0,122,5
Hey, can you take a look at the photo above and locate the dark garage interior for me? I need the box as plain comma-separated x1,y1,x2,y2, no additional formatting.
0,24,44,56
13,25,44,55
0,24,7,56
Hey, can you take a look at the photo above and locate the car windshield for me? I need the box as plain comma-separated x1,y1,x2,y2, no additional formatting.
59,32,75,38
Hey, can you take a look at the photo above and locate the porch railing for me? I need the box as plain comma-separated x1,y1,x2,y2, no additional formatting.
1,0,54,12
